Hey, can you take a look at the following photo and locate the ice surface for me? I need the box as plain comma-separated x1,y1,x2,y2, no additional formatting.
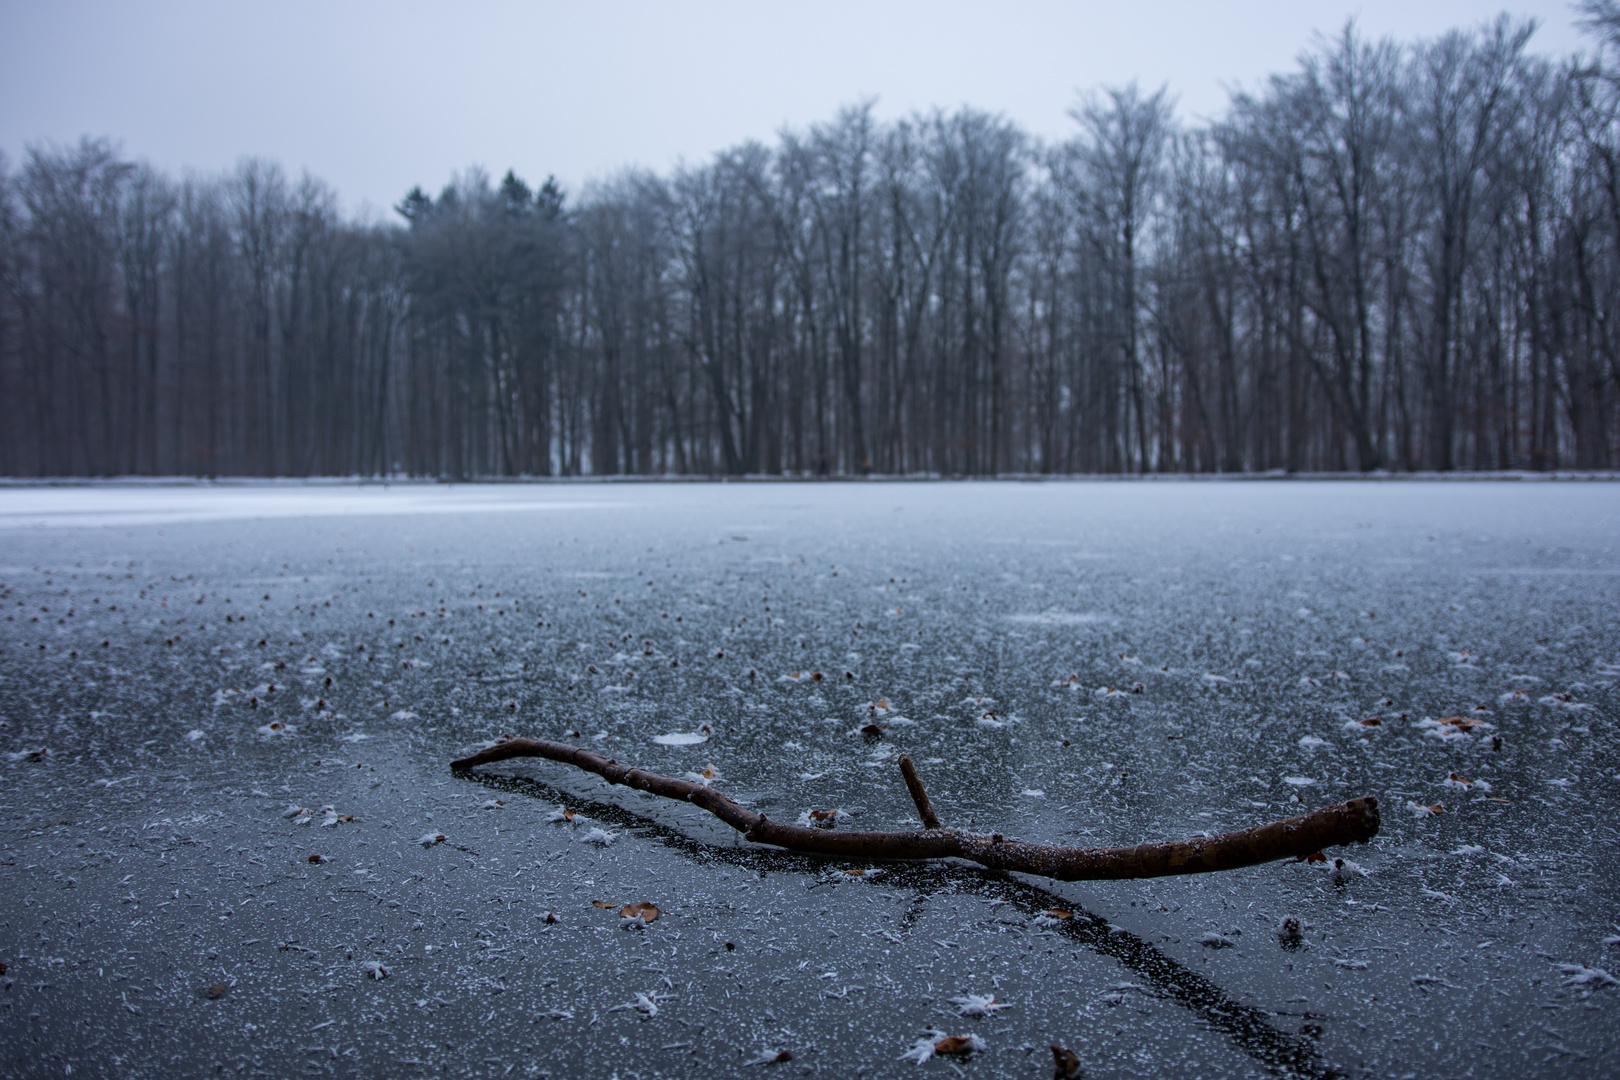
0,481,635,529
0,478,1616,1078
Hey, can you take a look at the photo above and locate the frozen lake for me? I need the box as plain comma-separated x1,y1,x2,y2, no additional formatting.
1,480,1617,1077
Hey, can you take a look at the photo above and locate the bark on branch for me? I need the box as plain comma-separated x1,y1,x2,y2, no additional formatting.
450,737,1379,882
897,754,942,830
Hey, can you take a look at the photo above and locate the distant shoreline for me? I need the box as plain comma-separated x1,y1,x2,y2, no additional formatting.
2,471,1617,488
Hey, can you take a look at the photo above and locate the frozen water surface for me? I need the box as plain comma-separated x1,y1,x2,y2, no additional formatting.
0,479,1616,1077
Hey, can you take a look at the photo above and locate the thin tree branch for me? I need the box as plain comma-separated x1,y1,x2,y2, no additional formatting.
897,753,942,829
451,738,1380,882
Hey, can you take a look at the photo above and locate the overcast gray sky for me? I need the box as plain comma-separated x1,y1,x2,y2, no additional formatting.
0,1,1596,218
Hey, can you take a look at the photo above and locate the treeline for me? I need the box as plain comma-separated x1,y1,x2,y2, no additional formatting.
3,13,1619,477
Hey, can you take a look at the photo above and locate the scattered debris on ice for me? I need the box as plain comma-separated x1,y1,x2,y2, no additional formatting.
900,1030,986,1064
949,993,1012,1016
653,728,710,746
1556,964,1618,990
608,992,662,1017
1330,858,1364,887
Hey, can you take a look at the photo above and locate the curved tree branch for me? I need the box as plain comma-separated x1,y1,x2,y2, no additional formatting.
451,737,1380,882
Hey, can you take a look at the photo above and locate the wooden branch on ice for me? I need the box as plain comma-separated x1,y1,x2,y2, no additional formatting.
897,754,942,830
450,737,1380,882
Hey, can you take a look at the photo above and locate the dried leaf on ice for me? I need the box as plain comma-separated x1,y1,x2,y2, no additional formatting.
933,1034,986,1056
618,902,660,923
319,807,353,827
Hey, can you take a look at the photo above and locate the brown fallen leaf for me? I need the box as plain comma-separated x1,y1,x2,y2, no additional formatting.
1051,1044,1082,1078
860,723,885,737
1044,908,1073,920
1296,850,1327,864
205,984,228,999
934,1035,978,1055
807,809,839,826
308,854,328,864
1358,717,1382,727
592,900,618,909
619,902,660,923
810,671,823,682
701,764,716,780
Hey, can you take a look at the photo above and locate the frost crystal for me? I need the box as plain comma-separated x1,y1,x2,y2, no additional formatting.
949,993,1012,1016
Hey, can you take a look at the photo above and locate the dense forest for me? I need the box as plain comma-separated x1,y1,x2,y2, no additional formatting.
3,12,1619,477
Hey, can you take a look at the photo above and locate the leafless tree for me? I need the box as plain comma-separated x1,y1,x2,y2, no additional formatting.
1,15,1614,477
